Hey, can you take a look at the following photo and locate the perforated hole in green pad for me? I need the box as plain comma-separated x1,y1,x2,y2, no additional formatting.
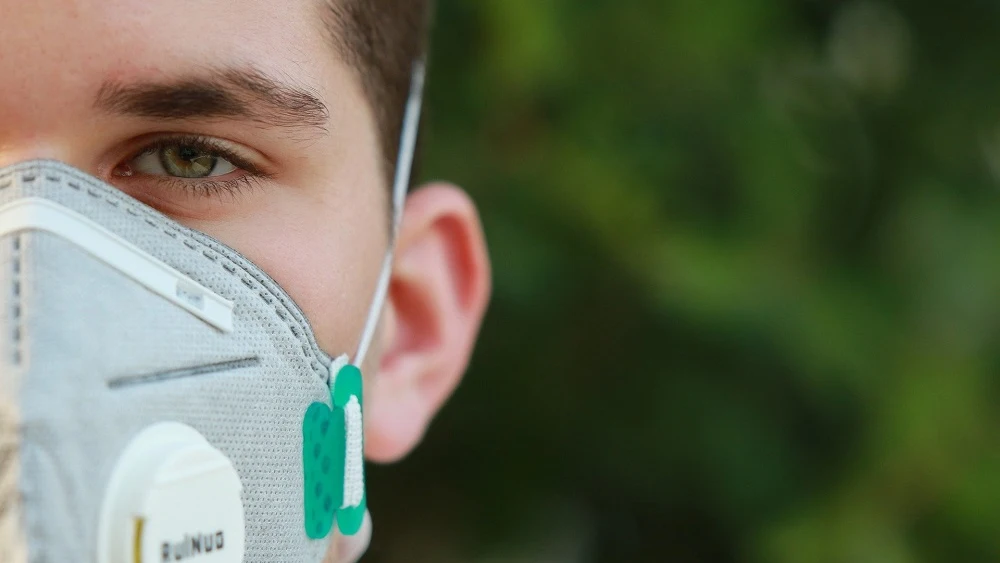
302,364,367,539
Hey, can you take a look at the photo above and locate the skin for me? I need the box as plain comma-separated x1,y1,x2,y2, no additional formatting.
0,0,491,559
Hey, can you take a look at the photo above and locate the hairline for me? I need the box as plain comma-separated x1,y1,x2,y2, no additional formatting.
318,0,430,189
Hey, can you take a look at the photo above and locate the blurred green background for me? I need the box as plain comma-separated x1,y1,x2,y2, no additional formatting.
366,1,1000,562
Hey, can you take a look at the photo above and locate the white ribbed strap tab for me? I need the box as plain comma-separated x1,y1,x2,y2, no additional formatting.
341,396,364,509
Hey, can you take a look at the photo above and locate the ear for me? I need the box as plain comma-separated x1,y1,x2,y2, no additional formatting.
364,182,491,463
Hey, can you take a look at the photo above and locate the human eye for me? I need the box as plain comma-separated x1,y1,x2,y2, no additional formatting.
130,140,237,179
111,135,271,201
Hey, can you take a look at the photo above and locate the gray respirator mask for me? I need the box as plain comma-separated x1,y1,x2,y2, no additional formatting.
0,62,425,563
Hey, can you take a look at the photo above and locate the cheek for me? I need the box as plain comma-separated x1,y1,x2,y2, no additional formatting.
187,182,389,357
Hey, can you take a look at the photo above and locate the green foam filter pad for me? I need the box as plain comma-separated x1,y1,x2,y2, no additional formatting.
303,364,367,538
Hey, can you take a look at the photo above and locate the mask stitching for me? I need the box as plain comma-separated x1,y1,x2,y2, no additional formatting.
143,227,330,378
3,166,331,381
4,185,48,563
9,235,22,366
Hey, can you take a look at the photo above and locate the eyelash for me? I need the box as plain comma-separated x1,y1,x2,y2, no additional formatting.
150,174,268,200
122,134,272,199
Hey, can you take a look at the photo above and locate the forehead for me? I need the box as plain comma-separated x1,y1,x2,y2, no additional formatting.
0,0,337,106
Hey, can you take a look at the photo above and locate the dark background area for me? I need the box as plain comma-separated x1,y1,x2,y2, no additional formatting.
366,1,1000,561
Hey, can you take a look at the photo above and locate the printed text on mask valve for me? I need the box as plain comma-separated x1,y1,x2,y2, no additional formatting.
161,530,225,561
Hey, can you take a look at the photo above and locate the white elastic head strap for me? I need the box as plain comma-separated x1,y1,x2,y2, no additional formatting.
353,59,427,366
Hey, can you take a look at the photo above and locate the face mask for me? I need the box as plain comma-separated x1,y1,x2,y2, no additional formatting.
0,62,425,563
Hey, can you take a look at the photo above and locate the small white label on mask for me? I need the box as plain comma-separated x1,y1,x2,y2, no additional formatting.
175,282,206,311
97,423,246,563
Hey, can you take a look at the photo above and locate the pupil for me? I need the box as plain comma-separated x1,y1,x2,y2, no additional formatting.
178,146,200,162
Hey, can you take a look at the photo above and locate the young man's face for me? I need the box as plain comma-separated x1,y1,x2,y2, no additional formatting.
1,0,391,358
0,0,491,553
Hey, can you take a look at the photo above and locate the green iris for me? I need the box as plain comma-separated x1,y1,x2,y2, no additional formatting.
159,145,219,178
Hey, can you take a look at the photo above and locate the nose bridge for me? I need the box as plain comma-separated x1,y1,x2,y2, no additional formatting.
0,60,104,171
0,61,120,172
0,88,99,167
0,57,74,166
0,135,94,172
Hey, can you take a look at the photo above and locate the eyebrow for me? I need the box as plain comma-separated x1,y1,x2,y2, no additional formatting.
94,67,329,134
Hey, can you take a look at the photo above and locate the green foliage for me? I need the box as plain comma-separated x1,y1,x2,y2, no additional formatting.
366,1,1000,561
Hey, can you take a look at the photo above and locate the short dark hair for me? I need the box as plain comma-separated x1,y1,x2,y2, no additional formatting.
322,0,433,184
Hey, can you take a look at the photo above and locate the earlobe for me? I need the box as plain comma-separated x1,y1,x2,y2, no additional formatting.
363,182,491,463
